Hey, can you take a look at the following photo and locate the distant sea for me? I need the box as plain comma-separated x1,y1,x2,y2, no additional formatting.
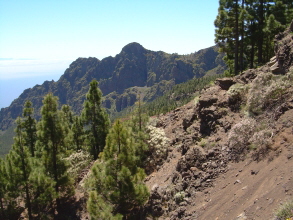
0,72,62,109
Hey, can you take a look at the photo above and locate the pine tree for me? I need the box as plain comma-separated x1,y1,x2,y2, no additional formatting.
215,0,241,75
22,100,37,157
28,159,56,218
61,104,75,153
87,191,123,220
72,115,85,151
215,0,293,73
263,13,283,60
36,93,73,212
127,96,149,166
0,158,6,219
11,117,33,219
87,120,149,218
82,80,110,160
2,152,21,218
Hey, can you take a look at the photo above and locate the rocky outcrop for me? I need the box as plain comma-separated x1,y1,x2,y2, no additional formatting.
143,80,239,219
215,77,236,90
271,20,293,74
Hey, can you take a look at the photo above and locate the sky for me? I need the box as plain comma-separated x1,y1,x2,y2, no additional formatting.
0,0,219,109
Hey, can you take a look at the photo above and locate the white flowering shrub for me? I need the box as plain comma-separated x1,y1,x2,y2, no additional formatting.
174,191,185,204
249,128,274,161
228,117,256,160
228,116,276,161
249,128,273,149
64,150,92,183
145,125,169,173
148,116,160,127
246,72,292,115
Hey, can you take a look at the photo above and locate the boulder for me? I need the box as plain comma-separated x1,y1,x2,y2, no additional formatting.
215,78,236,90
270,61,281,73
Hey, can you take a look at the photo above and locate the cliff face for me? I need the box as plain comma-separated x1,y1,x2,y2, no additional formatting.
0,43,225,130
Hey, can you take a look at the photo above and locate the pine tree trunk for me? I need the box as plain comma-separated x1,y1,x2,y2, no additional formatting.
52,142,60,212
250,21,255,69
92,104,99,160
257,0,264,65
234,0,239,75
28,116,35,157
19,134,32,219
240,0,245,71
25,183,32,220
0,196,5,220
250,39,255,69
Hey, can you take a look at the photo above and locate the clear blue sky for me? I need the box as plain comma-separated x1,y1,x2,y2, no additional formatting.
0,0,219,108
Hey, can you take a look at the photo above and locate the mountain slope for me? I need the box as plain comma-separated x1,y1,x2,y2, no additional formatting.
0,43,225,131
140,22,293,219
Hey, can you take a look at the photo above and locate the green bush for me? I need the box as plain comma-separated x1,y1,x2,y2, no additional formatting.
275,200,293,219
227,83,249,103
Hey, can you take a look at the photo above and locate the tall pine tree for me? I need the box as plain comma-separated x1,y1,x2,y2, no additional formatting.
215,0,293,75
0,158,6,219
36,93,73,212
127,96,149,167
87,120,149,219
22,100,37,157
72,115,85,151
82,80,110,160
11,117,33,219
215,0,241,75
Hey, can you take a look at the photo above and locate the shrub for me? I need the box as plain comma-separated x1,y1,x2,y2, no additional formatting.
227,83,248,101
249,128,274,161
227,83,249,110
228,118,256,160
246,72,292,115
64,150,92,183
174,191,185,204
275,200,293,220
145,124,169,173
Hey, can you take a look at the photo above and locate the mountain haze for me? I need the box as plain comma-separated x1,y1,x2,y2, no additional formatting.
0,43,225,131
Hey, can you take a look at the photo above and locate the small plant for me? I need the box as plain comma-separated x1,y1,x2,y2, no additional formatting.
194,96,200,106
218,107,228,116
199,139,207,147
228,117,256,160
275,200,293,220
249,144,257,150
174,191,185,204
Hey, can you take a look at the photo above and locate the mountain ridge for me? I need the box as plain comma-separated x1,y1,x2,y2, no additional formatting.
0,43,225,131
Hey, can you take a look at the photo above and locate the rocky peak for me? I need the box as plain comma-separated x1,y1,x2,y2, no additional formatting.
121,42,147,56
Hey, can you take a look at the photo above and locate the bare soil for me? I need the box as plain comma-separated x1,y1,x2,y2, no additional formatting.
145,106,293,220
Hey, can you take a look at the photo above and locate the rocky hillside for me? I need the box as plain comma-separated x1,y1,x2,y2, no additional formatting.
2,20,293,220
135,22,293,219
0,43,225,131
